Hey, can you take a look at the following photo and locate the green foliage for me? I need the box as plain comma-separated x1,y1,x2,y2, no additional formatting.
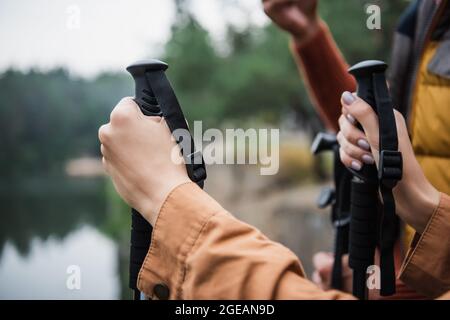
321,0,408,63
162,15,313,128
164,16,222,124
0,0,409,178
161,0,408,131
0,69,132,178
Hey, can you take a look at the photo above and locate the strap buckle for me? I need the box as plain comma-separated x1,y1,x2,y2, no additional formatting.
186,151,207,184
378,150,402,188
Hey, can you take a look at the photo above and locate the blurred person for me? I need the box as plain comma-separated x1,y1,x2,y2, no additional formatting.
263,0,450,298
98,96,449,299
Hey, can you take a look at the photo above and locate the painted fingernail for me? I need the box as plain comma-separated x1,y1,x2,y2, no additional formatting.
362,154,375,165
346,114,356,124
357,139,370,150
342,91,356,105
351,161,362,171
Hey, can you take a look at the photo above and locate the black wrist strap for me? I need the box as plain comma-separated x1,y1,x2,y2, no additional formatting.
373,73,402,296
145,70,206,187
331,161,352,290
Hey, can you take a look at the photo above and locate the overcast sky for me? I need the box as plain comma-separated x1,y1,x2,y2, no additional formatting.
0,0,268,77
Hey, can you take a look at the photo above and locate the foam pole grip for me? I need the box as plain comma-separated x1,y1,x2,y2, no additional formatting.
331,223,349,290
348,179,378,299
129,209,152,293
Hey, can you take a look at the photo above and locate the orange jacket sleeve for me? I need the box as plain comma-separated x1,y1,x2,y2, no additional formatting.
399,193,450,298
290,22,356,132
137,183,450,300
137,182,354,300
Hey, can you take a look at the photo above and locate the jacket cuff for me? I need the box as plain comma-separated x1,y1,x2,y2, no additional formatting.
290,20,329,51
399,193,450,298
137,182,225,299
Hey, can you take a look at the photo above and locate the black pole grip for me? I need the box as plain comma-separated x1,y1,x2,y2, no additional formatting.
348,60,387,106
347,60,387,182
348,179,378,299
347,60,388,299
126,59,168,299
130,209,152,300
127,59,168,116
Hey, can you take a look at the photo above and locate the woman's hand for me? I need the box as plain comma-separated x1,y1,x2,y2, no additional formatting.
312,252,352,292
337,92,440,234
263,0,321,47
98,97,190,226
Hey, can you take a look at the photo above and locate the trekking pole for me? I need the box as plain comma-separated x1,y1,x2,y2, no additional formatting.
312,133,352,290
126,59,207,300
347,61,402,299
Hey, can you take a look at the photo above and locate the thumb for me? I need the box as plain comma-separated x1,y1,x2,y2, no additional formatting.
313,252,334,285
119,96,162,123
110,97,140,124
284,7,309,30
341,92,380,145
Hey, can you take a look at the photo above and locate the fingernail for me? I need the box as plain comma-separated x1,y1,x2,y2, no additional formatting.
351,161,362,171
342,91,356,105
357,139,370,150
346,114,356,124
362,154,375,165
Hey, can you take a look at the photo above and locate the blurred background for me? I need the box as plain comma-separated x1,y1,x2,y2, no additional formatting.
0,0,409,299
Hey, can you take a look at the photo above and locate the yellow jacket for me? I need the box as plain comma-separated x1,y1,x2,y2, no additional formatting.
410,41,450,195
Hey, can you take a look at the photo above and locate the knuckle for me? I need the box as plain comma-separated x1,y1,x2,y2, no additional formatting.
340,119,352,139
119,96,134,104
263,2,273,14
338,114,345,129
339,148,351,166
102,157,109,173
110,108,130,125
394,110,406,125
336,131,343,144
354,100,375,123
344,143,360,158
355,99,371,113
100,144,106,156
110,97,136,125
341,140,352,154
349,129,359,142
98,125,111,143
345,125,361,144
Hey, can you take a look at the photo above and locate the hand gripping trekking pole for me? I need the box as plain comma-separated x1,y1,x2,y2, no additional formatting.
312,133,352,290
347,61,402,299
126,59,207,300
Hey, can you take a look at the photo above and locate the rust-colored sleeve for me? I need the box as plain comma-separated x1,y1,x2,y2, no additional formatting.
290,21,357,132
399,193,450,298
137,182,355,300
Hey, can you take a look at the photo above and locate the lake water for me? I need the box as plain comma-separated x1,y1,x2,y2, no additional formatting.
0,226,119,299
0,176,131,299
